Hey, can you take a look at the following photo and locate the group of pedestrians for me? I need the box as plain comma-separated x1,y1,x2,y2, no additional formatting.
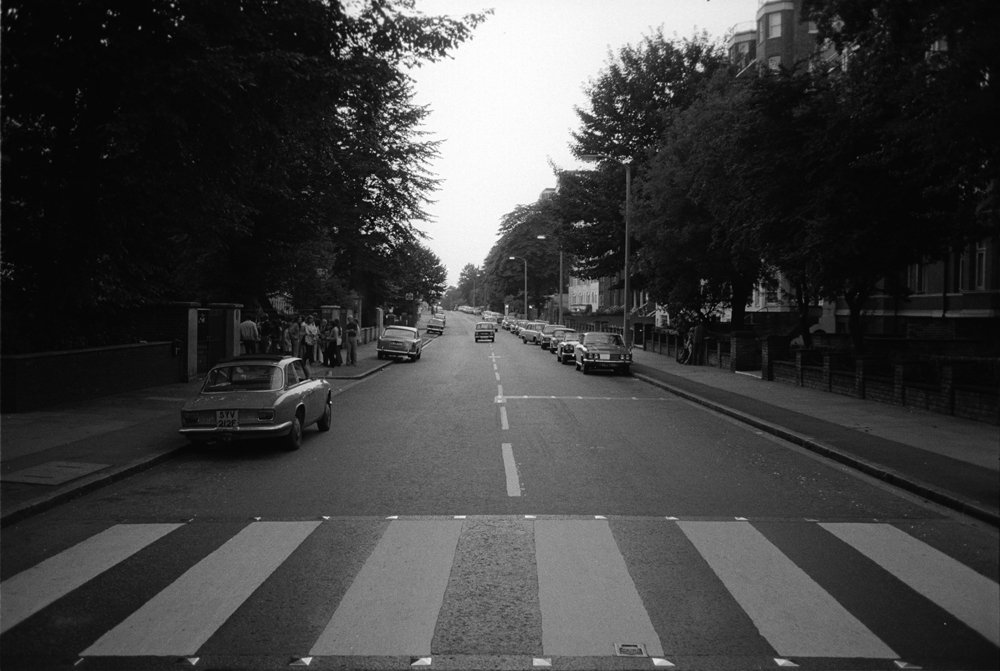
239,313,360,367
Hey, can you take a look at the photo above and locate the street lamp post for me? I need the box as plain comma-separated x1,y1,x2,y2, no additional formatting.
581,154,632,347
508,256,528,319
536,235,563,325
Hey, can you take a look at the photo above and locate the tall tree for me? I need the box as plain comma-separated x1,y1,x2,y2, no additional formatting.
556,30,727,309
1,0,488,351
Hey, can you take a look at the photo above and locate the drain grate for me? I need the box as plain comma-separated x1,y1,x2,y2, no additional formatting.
614,643,648,657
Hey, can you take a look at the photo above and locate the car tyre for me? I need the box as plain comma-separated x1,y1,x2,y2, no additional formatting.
582,363,590,374
317,399,332,431
283,414,303,451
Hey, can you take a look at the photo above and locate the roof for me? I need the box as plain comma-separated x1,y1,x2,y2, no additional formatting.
217,354,297,365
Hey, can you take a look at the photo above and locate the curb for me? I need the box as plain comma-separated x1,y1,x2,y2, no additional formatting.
1,449,182,527
632,370,1000,528
1,337,437,526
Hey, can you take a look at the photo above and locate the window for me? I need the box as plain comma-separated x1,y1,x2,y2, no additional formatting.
958,250,969,291
768,12,782,39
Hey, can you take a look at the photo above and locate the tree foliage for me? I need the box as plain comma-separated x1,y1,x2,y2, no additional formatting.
482,198,563,315
1,0,485,351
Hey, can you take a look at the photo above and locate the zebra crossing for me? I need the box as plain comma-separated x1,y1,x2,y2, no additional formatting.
2,516,997,670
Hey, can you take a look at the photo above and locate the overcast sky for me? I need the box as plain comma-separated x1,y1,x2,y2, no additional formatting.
407,0,758,286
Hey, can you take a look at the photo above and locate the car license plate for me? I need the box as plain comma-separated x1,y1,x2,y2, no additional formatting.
216,410,239,428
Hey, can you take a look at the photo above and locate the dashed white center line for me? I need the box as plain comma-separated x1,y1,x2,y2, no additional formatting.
501,443,521,496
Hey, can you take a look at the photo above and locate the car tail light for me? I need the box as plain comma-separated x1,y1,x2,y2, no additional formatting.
257,409,275,422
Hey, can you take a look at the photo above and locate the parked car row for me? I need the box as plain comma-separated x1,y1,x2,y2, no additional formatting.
502,318,632,375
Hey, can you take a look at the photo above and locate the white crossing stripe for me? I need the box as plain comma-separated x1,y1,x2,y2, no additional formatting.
501,443,521,496
821,522,1000,647
81,521,320,656
310,519,462,656
678,521,897,659
535,519,663,657
1,523,182,634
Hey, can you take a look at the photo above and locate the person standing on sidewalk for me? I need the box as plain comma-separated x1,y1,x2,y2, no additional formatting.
239,315,260,354
288,315,303,358
280,319,293,354
329,319,343,367
303,315,319,364
344,317,359,366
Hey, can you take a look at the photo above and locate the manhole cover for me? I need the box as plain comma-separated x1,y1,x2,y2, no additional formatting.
614,643,648,657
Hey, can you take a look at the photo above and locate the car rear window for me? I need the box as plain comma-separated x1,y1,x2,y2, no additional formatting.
204,365,282,392
383,327,414,338
585,333,623,346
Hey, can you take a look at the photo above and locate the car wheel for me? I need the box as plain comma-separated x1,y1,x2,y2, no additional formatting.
622,366,631,376
582,363,590,374
377,351,384,360
283,414,303,451
317,398,332,431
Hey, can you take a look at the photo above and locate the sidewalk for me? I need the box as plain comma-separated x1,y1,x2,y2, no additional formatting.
0,337,395,526
630,347,999,526
2,330,997,527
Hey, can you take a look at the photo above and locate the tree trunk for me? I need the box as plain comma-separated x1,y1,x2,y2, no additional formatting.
844,289,868,354
729,277,752,331
795,283,814,349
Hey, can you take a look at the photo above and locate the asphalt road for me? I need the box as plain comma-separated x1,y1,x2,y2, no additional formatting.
2,311,998,671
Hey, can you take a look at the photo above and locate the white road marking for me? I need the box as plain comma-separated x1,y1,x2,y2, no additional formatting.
678,521,897,658
500,395,676,402
501,443,521,496
1,524,182,634
535,519,663,657
821,522,1000,647
310,520,462,656
81,521,320,656
500,406,509,430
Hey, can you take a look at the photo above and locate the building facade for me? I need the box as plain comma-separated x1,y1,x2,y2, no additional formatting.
726,0,999,349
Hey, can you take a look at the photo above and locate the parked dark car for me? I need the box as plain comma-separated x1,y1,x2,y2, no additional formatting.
574,332,632,375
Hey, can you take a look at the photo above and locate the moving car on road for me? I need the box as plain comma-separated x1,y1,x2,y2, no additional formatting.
574,332,632,375
179,355,332,451
377,325,423,361
426,317,445,335
474,321,496,342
